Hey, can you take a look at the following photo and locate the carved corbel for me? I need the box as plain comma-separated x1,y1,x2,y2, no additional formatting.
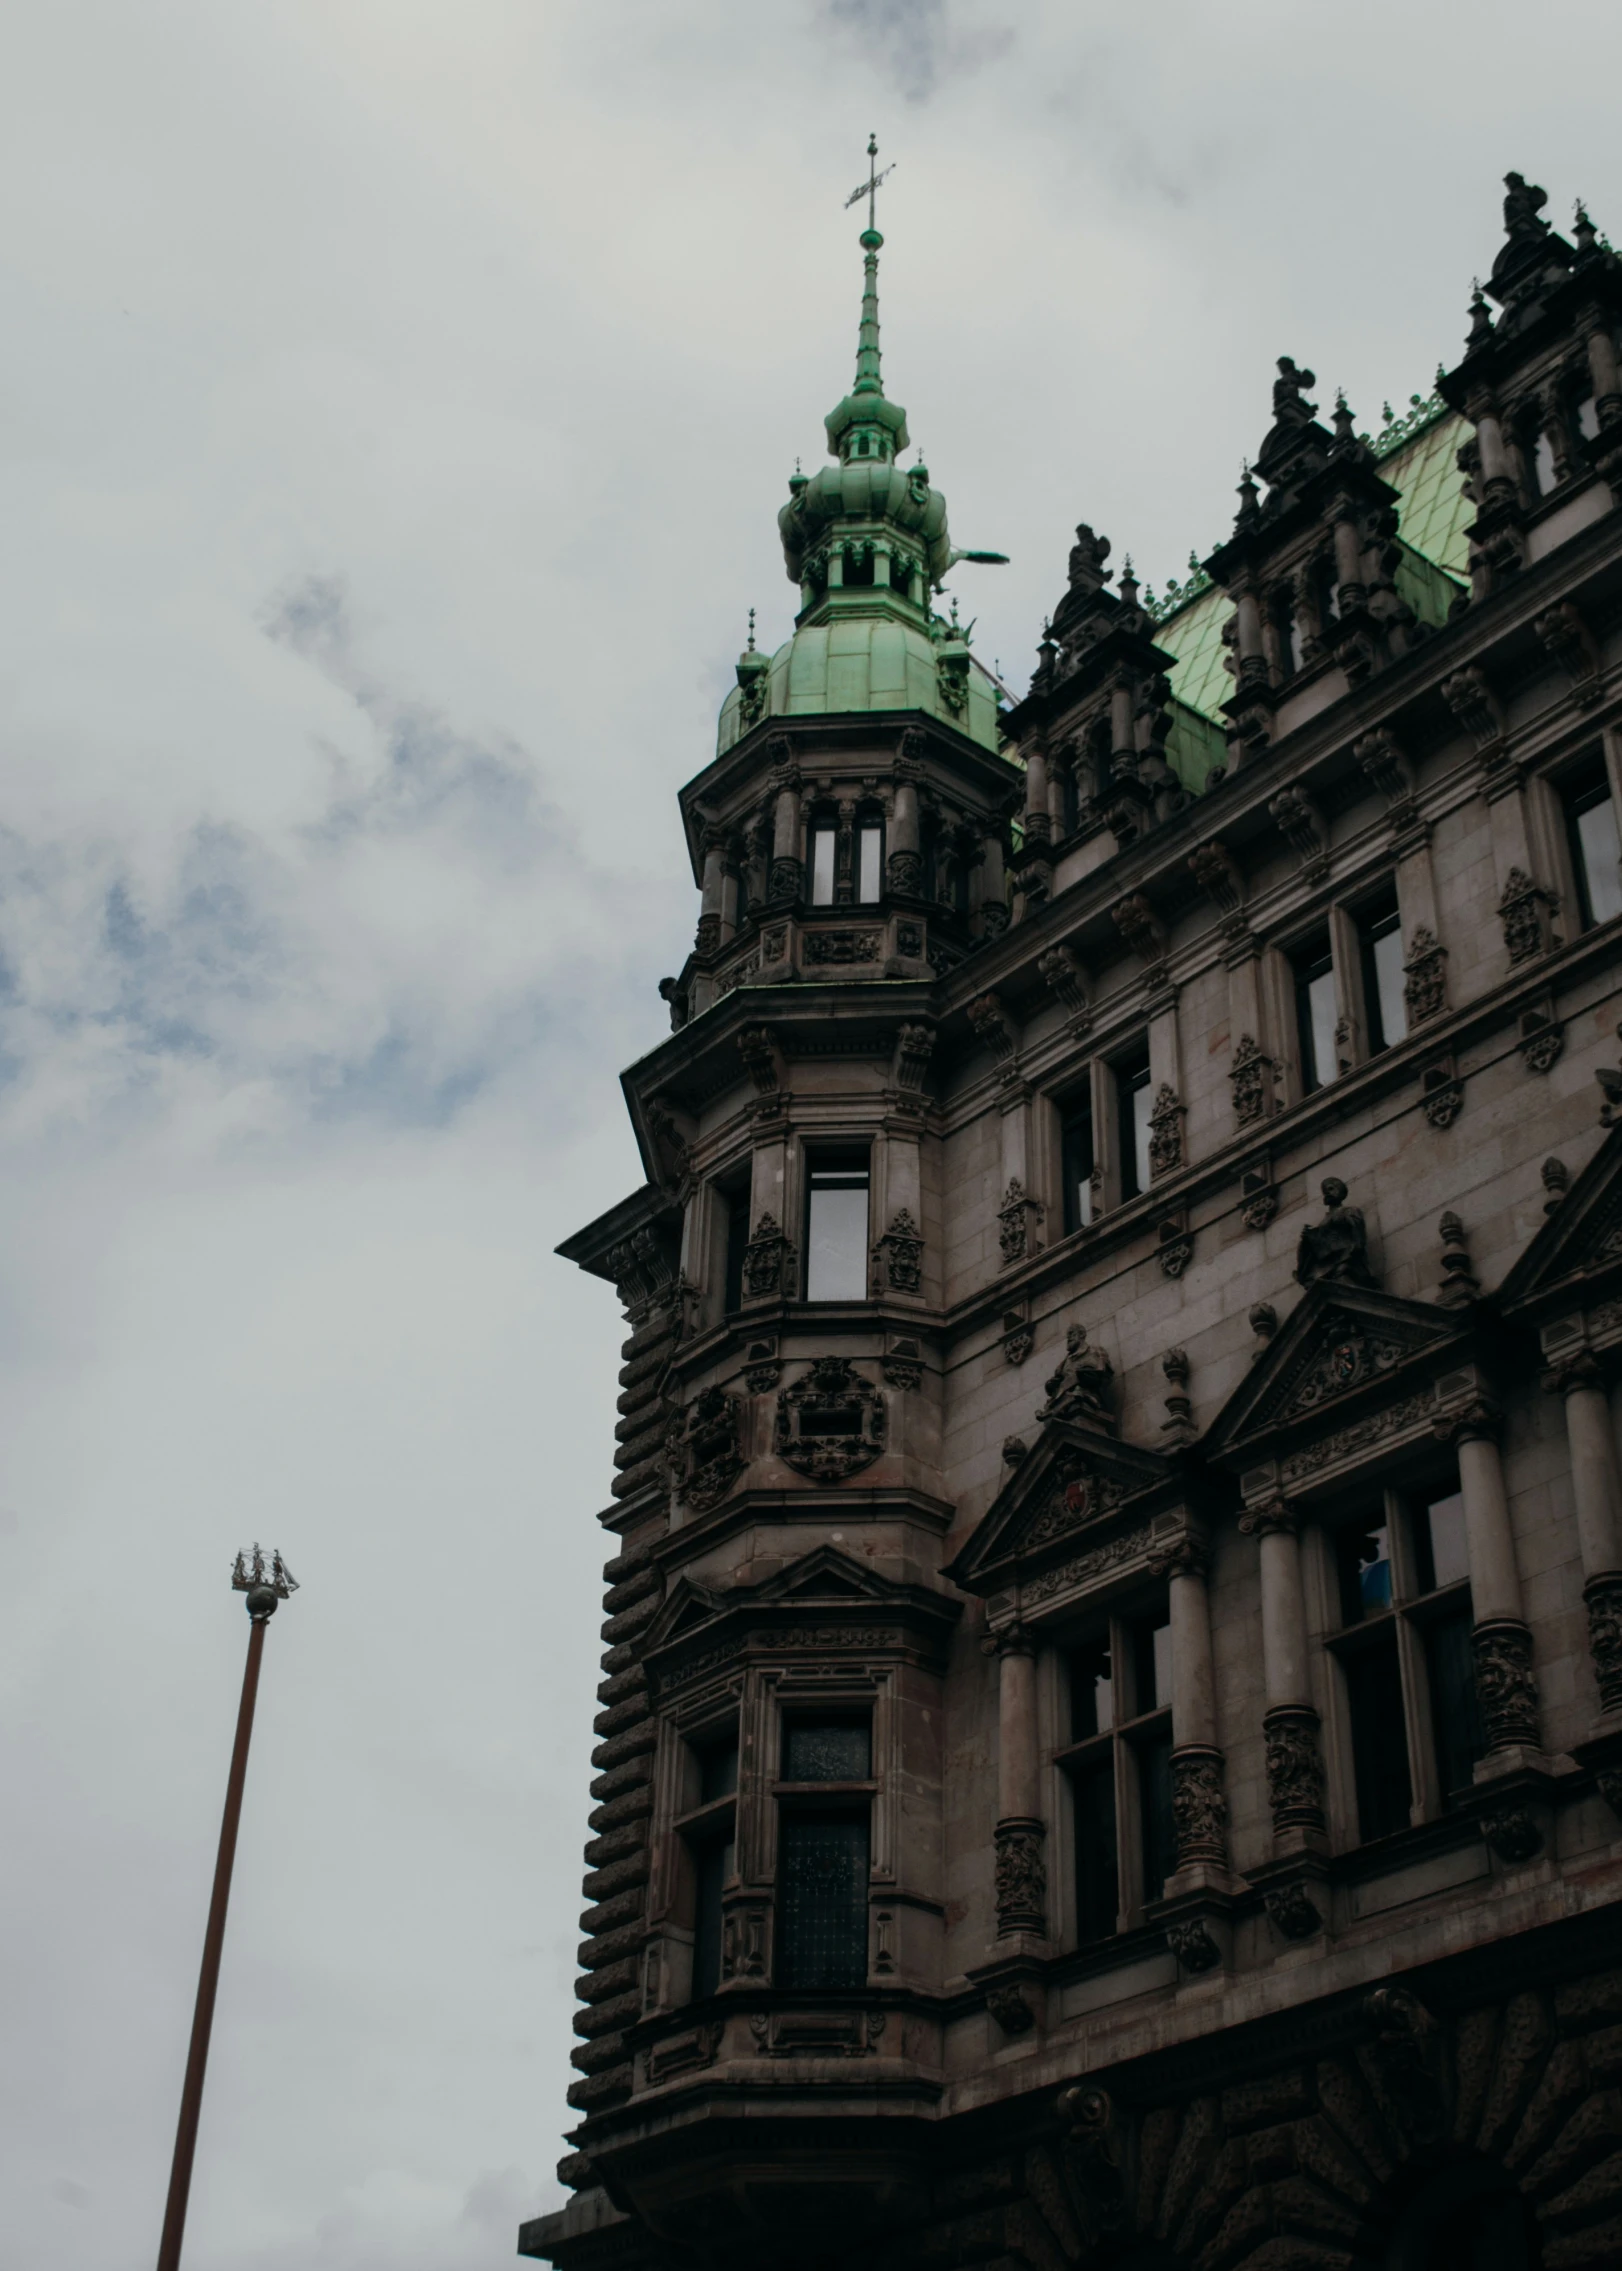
1267,781,1328,878
1187,839,1246,930
890,1020,936,1100
1112,890,1167,982
1497,866,1557,964
1354,726,1417,828
1036,943,1091,1031
1535,598,1601,703
967,993,1021,1090
1401,926,1448,1023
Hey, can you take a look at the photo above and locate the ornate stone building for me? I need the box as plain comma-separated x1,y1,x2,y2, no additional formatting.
523,175,1622,2271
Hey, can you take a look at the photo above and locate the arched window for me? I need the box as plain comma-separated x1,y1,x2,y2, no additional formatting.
854,804,885,904
807,807,840,906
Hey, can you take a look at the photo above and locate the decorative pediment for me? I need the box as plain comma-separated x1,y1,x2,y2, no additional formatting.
1204,1281,1468,1467
946,1419,1182,1596
1498,1127,1622,1324
642,1545,960,1697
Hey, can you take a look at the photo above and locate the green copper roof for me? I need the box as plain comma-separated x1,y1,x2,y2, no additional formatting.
717,610,1002,755
1151,399,1472,728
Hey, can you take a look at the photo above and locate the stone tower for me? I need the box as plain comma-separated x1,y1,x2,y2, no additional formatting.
524,177,1622,2271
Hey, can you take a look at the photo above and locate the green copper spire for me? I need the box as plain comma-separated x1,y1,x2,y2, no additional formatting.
825,137,909,462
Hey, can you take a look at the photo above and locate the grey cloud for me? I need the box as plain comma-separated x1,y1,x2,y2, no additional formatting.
821,0,1014,102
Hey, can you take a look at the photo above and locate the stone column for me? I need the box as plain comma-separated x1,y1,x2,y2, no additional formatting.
769,773,802,903
1448,1400,1541,1751
1110,677,1136,771
978,826,1008,937
1234,588,1265,682
992,1627,1045,1936
1023,742,1051,846
1586,315,1622,423
1472,402,1515,503
1163,1538,1228,1868
1331,498,1365,610
696,826,726,956
1240,1498,1326,1840
888,757,922,896
1557,1357,1622,1716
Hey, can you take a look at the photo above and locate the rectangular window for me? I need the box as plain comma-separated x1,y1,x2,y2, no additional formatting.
776,1715,872,1990
1293,937,1337,1093
804,1153,870,1302
1060,1093,1095,1234
1071,1756,1119,1945
1359,901,1408,1054
776,1815,869,1988
723,1182,751,1315
1116,1054,1152,1200
683,1728,739,2003
809,826,838,907
1059,1598,1172,1942
1345,1635,1413,1842
1565,764,1622,930
857,823,883,904
1329,1482,1480,1845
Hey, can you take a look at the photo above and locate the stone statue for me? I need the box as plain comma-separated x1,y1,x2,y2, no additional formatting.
1295,1177,1377,1290
1035,1323,1116,1432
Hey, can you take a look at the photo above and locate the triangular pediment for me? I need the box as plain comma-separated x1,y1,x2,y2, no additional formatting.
641,1575,731,1654
753,1545,903,1605
946,1419,1181,1595
1204,1281,1468,1464
1499,1126,1622,1320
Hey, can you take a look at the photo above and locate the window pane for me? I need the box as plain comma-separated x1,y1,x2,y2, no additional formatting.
810,828,838,906
1425,1605,1485,1802
724,1186,750,1315
1131,1075,1153,1194
1296,951,1337,1091
1531,429,1558,495
805,1167,869,1301
1061,1100,1094,1234
1337,1521,1393,1625
1132,1610,1172,1716
692,1833,734,1999
1578,393,1601,442
776,1814,869,1988
1073,1759,1119,1943
1346,1636,1413,1841
1576,791,1622,926
783,1720,871,1782
857,824,883,903
1417,1490,1469,1593
1070,1637,1113,1738
1368,917,1408,1050
1137,1730,1176,1902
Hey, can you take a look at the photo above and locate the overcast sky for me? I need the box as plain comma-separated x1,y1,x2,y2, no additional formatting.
3,4,1620,2267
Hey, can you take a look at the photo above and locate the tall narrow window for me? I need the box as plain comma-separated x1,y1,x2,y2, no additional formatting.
809,821,838,907
1329,1482,1480,1844
1060,1092,1095,1234
775,1717,872,1990
856,819,884,904
1059,1599,1174,1943
1564,761,1622,929
1358,899,1407,1054
1292,936,1337,1093
804,1152,870,1302
722,1180,751,1315
681,1727,738,2003
1116,1054,1152,1201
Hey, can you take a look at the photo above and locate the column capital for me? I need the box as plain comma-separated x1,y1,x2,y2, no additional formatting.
1149,1530,1212,1581
1239,1494,1297,1539
1554,1349,1608,1398
1434,1392,1503,1446
984,1621,1036,1661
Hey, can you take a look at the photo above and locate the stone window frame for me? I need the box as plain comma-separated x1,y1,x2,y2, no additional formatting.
1265,883,1405,1103
644,1691,746,2013
1043,1585,1176,1948
1528,727,1622,941
1300,1463,1481,1853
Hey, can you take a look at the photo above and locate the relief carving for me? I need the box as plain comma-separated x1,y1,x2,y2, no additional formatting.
775,1356,887,1481
1263,1705,1327,1833
1034,1323,1116,1432
1471,1620,1541,1750
993,1818,1047,1936
1170,1745,1229,1868
670,1385,746,1513
1585,1573,1622,1716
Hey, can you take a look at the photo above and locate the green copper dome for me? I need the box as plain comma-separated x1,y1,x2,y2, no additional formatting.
717,206,1007,759
718,610,1002,754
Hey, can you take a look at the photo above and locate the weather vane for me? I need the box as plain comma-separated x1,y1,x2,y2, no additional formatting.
845,133,894,233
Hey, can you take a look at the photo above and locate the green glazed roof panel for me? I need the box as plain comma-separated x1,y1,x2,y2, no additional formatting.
1383,409,1472,578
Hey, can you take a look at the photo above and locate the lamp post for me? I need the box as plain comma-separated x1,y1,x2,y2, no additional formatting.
155,1546,298,2271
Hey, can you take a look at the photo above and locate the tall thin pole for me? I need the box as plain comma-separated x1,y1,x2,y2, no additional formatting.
155,1548,297,2271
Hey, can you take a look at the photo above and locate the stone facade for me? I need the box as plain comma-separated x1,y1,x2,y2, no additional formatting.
524,176,1622,2271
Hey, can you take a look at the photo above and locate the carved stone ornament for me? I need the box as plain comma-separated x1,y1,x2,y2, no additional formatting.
1295,1177,1376,1290
1281,1319,1409,1419
671,1386,746,1513
1421,1060,1464,1128
1056,2084,1129,2239
1481,1806,1544,1864
1158,1213,1194,1279
887,847,923,896
768,854,802,904
1003,1326,1033,1367
1498,867,1554,964
985,1983,1036,2035
1241,1164,1277,1232
993,1817,1047,1936
998,1178,1043,1267
1520,1004,1565,1075
1166,1918,1223,1974
1471,1619,1541,1750
1585,1574,1622,1716
877,1208,924,1294
1034,1323,1116,1432
1229,1034,1273,1125
1363,1987,1447,2145
1263,1881,1323,1941
1441,663,1501,749
1171,1745,1229,1868
1147,1083,1184,1178
881,1337,923,1392
1021,1458,1126,1554
775,1356,887,1481
742,1210,797,1300
803,927,881,964
1263,1705,1327,1833
1402,926,1448,1023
